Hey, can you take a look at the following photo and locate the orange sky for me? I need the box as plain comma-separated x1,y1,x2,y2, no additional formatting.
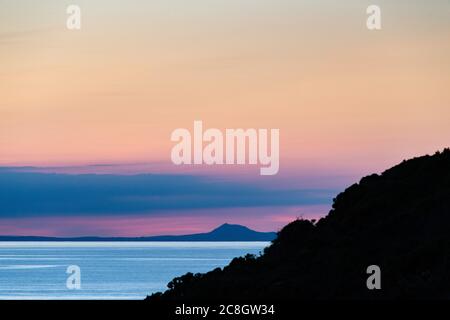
1,0,449,175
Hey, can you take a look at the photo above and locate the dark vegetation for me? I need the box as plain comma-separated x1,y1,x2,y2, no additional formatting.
147,149,450,300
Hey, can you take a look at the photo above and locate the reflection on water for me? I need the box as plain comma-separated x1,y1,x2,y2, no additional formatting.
0,242,268,300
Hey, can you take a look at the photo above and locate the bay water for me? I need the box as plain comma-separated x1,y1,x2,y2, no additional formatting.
0,241,269,300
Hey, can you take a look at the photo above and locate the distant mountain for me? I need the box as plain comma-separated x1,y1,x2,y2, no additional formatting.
147,148,450,300
0,223,276,242
148,224,276,241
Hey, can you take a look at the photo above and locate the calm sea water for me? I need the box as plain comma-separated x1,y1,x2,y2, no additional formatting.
0,242,269,300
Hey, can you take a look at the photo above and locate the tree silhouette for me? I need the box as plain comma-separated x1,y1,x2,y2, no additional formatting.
147,149,450,300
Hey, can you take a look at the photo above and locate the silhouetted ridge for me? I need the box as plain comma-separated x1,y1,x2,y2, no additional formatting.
147,149,450,300
0,223,276,242
210,223,255,235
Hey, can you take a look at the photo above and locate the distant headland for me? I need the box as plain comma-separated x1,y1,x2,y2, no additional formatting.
0,223,276,242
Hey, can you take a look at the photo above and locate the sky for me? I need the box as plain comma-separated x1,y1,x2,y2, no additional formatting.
0,0,449,236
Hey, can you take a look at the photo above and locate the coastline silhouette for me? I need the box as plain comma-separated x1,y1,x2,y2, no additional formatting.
0,223,276,242
147,149,450,300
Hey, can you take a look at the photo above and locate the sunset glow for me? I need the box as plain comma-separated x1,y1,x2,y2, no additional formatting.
1,0,449,236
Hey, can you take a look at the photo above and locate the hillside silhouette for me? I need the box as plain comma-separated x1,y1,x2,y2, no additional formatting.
147,149,450,300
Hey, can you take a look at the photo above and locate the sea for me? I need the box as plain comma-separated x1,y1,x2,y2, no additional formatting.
0,241,269,300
